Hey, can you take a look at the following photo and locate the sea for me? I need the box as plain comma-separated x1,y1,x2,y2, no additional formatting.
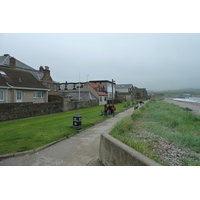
173,97,200,103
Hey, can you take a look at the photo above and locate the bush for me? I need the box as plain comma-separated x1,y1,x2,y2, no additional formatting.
182,107,193,112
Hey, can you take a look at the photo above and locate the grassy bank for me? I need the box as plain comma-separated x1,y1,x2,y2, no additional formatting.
0,103,129,155
110,99,200,166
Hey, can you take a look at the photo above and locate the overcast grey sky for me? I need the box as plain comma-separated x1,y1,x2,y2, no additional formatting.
1,33,200,91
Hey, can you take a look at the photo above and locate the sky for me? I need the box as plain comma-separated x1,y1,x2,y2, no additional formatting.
1,33,200,91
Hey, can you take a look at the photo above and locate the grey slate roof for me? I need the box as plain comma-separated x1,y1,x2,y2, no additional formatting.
0,66,48,90
0,54,44,81
64,92,97,101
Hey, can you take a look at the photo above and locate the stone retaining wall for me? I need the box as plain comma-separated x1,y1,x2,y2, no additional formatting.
0,102,63,122
99,132,161,166
0,97,98,122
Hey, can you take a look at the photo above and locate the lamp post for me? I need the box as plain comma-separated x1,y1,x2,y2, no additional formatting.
87,74,89,82
79,72,80,101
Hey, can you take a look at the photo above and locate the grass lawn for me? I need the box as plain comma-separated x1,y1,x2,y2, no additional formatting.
110,99,200,166
0,102,130,155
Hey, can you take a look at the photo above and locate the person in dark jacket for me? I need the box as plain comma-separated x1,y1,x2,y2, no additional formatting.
104,104,108,115
107,104,112,115
111,104,116,117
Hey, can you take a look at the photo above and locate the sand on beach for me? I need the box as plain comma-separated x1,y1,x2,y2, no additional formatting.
164,98,200,115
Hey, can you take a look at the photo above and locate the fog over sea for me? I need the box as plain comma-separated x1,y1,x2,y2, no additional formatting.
173,97,200,103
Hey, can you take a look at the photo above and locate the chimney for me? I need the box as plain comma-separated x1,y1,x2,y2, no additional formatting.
10,57,16,69
43,66,50,76
45,66,49,71
39,66,44,72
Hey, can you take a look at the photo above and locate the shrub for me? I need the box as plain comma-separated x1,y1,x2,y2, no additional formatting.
182,107,193,112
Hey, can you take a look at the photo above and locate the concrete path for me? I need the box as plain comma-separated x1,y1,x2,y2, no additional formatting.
0,107,135,166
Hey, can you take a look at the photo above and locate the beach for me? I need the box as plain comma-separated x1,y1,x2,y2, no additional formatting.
164,98,200,115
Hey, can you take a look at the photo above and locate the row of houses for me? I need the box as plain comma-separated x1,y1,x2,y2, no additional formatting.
0,54,148,105
59,81,149,105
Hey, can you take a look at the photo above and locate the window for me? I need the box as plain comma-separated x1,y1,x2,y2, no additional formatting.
54,84,57,91
33,91,44,98
100,97,102,101
16,91,22,102
0,90,4,101
104,97,107,101
47,84,51,89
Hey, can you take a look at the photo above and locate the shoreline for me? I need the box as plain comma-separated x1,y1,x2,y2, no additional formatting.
172,98,200,103
164,98,200,115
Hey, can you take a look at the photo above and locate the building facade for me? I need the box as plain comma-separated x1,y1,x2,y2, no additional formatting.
115,84,134,101
0,66,49,103
89,80,115,103
0,54,59,96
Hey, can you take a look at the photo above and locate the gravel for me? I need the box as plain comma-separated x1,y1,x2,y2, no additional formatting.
133,129,199,166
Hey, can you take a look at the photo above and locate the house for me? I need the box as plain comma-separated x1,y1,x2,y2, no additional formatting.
116,84,149,101
89,80,116,104
83,82,107,105
59,81,85,91
0,54,59,95
115,84,134,101
137,88,149,99
59,81,108,105
0,66,49,103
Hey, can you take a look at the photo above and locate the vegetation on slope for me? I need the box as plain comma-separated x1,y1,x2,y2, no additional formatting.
110,99,200,166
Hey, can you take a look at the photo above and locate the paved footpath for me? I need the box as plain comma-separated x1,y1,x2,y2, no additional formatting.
0,107,135,166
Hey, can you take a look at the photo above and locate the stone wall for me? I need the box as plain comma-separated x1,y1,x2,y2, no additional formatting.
0,102,63,122
48,95,64,102
99,132,161,166
0,97,98,122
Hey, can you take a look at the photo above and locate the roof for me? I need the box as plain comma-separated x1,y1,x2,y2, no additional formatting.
89,80,113,84
0,54,44,81
64,92,97,100
89,82,103,89
87,82,107,96
97,92,107,96
116,84,133,89
0,66,48,90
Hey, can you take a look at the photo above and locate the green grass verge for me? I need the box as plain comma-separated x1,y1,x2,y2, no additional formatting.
109,116,164,165
109,99,200,166
0,103,129,155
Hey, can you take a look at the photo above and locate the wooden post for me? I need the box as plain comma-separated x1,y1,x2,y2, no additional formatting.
112,79,114,105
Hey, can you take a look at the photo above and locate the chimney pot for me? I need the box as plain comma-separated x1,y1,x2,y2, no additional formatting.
45,66,49,70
